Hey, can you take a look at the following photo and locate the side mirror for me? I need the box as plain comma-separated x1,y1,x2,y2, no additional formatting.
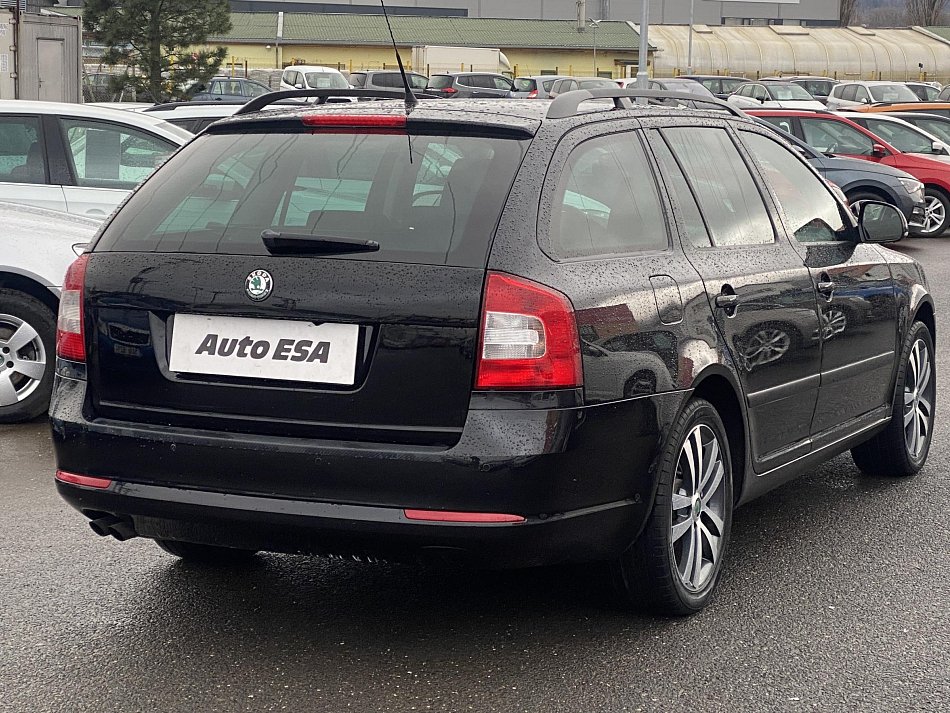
294,83,304,90
757,95,766,104
871,143,888,158
933,141,947,155
858,201,907,243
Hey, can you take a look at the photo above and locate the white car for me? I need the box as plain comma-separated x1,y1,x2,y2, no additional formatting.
0,101,192,218
139,102,244,133
279,65,354,101
727,81,825,110
826,81,921,110
0,202,99,422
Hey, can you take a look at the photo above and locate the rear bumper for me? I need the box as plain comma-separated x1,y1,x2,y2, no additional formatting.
50,376,684,567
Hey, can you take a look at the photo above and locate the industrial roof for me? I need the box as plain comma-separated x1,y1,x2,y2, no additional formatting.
209,13,648,50
646,24,950,83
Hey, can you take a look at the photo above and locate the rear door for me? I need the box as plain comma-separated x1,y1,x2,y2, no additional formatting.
647,123,823,471
56,116,178,217
85,121,530,446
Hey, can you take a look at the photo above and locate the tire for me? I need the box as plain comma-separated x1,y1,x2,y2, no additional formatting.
846,191,888,208
0,289,57,423
155,539,258,563
613,398,734,616
851,321,935,477
917,188,950,237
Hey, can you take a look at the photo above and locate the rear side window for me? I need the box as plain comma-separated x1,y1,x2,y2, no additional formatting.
650,133,712,249
94,130,527,268
662,127,773,247
841,85,858,101
427,75,454,89
349,73,367,87
0,115,45,184
720,78,745,93
59,118,176,189
547,133,667,259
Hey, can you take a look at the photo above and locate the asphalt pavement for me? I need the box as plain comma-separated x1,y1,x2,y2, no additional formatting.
2,239,949,713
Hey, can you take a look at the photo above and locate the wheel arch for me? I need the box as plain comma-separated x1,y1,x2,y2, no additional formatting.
0,271,60,315
912,297,936,340
689,368,748,506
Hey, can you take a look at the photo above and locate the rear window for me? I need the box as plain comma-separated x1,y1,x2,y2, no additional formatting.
514,78,536,92
427,76,454,89
94,129,528,267
304,72,349,90
868,84,918,103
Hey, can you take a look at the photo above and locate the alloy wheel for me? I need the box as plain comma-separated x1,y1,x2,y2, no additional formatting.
0,314,47,407
670,424,727,592
903,338,934,459
921,195,946,235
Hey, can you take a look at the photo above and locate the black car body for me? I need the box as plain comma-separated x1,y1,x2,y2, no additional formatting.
425,72,514,98
755,119,927,233
51,90,936,615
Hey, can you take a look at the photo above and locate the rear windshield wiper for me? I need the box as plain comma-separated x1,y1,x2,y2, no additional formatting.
261,230,380,255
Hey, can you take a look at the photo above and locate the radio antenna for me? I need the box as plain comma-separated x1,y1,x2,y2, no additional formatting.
380,0,418,114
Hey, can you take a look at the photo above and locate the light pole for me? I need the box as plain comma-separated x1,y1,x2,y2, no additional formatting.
636,0,650,89
588,19,601,76
687,0,695,74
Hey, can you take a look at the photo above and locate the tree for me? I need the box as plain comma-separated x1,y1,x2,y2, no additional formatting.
840,0,860,25
907,0,948,25
84,0,232,103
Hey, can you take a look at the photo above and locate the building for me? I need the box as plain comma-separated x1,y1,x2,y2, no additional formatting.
223,0,843,26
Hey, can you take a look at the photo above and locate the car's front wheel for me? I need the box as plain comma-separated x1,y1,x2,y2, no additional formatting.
0,290,56,423
918,188,950,236
852,320,935,477
613,397,734,615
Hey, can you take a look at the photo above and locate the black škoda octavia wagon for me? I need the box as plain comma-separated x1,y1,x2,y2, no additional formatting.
51,89,935,615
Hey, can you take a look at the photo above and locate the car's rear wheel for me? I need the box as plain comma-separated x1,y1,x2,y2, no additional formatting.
613,397,733,615
0,290,56,423
918,188,950,236
155,539,258,563
852,320,935,477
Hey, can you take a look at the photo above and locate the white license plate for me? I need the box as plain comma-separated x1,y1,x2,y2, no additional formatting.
168,314,359,385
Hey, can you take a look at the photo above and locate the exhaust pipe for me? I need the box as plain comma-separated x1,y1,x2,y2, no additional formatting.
88,515,138,541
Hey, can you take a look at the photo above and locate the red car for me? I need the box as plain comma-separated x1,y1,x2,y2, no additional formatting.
748,109,950,236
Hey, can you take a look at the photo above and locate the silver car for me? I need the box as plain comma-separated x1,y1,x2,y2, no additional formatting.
509,75,571,99
0,202,99,422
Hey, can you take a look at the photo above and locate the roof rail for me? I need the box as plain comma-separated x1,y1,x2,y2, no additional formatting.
144,100,248,111
545,88,746,120
235,88,439,116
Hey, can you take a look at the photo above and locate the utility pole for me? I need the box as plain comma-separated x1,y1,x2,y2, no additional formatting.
589,19,600,75
687,0,695,74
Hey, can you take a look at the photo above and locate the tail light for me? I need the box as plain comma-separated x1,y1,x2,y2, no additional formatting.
443,87,458,95
301,114,407,129
56,254,89,362
475,272,582,390
528,89,538,98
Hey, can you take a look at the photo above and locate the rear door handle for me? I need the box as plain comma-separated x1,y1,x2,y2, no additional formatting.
715,294,739,309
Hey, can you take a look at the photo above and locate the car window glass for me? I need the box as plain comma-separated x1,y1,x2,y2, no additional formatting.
742,131,849,243
700,79,719,93
864,119,936,153
97,131,527,267
769,84,813,101
649,132,712,249
800,118,875,155
349,73,366,87
472,75,495,89
304,72,349,89
514,78,535,92
549,133,667,259
721,78,745,93
0,116,46,184
493,76,513,90
855,86,871,103
757,115,795,134
60,118,176,190
841,84,857,101
939,86,950,101
427,75,453,89
245,82,269,97
662,127,773,247
868,84,918,103
915,118,950,143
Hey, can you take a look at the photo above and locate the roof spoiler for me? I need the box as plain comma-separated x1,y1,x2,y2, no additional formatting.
235,88,440,116
546,88,746,120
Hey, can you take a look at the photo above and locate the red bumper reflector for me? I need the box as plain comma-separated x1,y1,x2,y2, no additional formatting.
403,509,525,523
55,470,112,489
